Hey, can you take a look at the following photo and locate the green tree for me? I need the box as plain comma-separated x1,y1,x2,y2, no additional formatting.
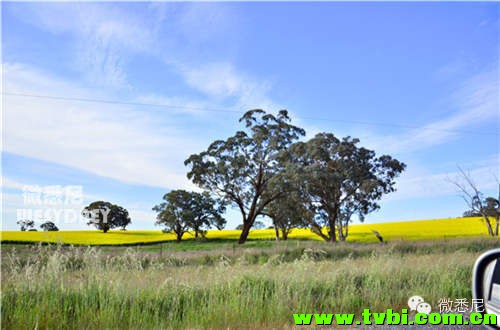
185,109,305,244
289,133,406,242
16,219,34,231
189,191,226,239
82,201,131,233
153,190,226,241
40,221,59,231
264,191,310,240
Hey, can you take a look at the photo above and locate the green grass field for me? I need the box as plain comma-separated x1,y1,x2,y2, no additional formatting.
2,217,498,329
0,216,491,245
2,237,499,329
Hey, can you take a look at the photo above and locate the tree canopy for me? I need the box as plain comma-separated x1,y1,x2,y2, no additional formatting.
183,109,406,244
264,190,310,240
40,221,59,231
288,133,406,242
153,190,226,241
82,201,131,233
16,219,34,231
185,109,305,244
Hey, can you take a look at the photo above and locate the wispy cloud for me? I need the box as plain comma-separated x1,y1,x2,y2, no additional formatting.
8,3,156,89
293,66,499,203
8,2,277,111
385,161,499,202
176,62,278,110
6,3,497,212
3,2,286,192
4,63,204,190
1,178,27,191
353,66,499,155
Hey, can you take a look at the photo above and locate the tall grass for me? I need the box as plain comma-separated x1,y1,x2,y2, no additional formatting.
2,239,497,329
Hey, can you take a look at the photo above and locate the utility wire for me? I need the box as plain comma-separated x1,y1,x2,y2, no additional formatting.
3,92,243,114
3,91,499,136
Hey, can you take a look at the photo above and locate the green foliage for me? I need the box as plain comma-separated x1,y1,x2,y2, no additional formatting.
153,190,226,241
82,201,131,233
40,221,59,231
185,110,406,244
16,219,34,231
464,197,499,218
288,133,406,242
185,109,305,244
264,190,310,240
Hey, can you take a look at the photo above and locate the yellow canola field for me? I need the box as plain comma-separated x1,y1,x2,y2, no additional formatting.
0,217,493,245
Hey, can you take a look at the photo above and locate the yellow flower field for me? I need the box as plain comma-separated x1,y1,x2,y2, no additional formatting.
0,216,494,245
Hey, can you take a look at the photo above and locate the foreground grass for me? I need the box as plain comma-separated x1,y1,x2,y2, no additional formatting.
0,216,490,245
2,238,499,329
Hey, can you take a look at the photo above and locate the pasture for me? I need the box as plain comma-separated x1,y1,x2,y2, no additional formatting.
1,217,498,329
1,238,499,328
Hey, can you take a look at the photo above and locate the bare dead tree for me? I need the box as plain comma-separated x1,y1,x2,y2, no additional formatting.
449,167,499,237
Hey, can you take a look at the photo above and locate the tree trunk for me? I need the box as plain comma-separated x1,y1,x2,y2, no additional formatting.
195,230,199,239
238,222,252,244
328,216,337,243
326,204,338,243
274,227,280,241
281,229,288,241
338,226,344,241
328,228,336,242
176,232,183,242
238,210,259,244
311,223,330,242
495,216,499,236
482,215,494,236
338,222,348,241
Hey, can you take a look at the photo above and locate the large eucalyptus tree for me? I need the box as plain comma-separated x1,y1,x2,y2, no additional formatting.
289,133,406,242
185,109,305,244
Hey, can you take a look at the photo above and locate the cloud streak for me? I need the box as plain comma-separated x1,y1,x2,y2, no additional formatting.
349,66,499,156
4,62,204,190
385,162,499,202
7,3,156,89
4,3,498,219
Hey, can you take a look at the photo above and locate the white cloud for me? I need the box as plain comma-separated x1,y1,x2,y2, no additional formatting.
8,3,156,89
385,162,499,202
4,62,203,190
171,3,237,46
3,58,282,193
7,3,496,220
175,61,279,111
128,209,157,228
347,67,499,155
289,67,499,204
7,3,278,113
1,178,26,191
1,191,88,230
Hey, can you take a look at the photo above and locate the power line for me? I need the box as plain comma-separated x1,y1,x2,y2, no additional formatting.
3,92,243,114
3,91,499,136
297,115,499,136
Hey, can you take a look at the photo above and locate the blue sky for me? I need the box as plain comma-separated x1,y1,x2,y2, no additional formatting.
2,2,499,231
